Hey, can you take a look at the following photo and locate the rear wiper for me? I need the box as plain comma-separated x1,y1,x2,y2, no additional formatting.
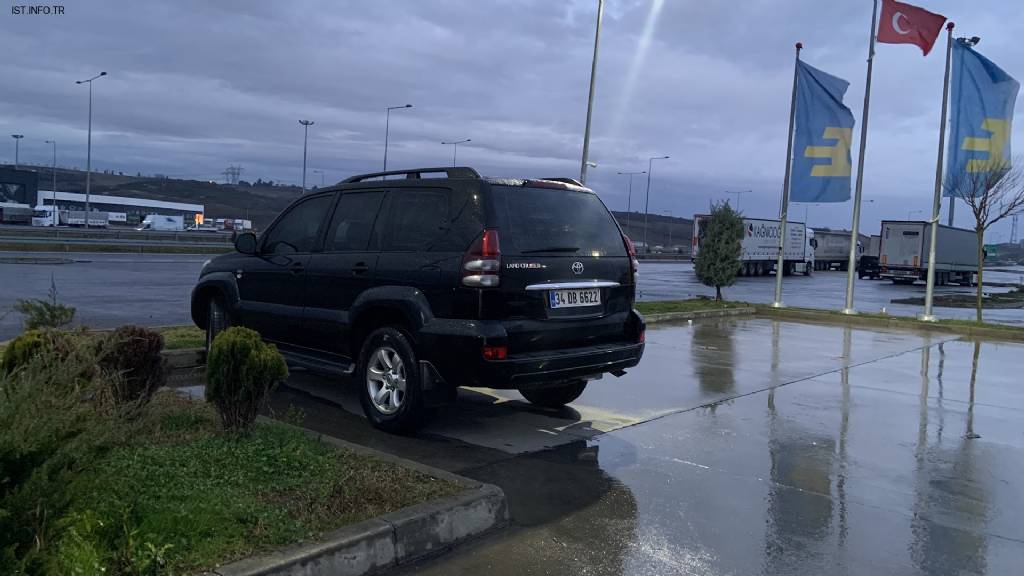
521,246,580,253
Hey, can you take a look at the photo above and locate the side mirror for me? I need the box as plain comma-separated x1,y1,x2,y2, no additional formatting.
234,232,258,255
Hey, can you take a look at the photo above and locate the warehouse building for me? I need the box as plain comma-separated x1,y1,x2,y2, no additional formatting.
36,191,204,226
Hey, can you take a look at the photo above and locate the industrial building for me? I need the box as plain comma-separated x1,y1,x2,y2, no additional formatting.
35,191,204,227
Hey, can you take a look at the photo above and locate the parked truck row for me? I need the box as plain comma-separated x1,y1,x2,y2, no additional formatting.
692,215,979,287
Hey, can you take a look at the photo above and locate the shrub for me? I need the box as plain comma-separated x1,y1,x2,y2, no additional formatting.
204,327,288,430
0,330,80,376
14,275,76,331
695,201,744,301
99,326,167,406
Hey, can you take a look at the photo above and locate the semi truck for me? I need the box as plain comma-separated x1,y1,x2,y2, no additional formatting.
858,235,883,279
693,215,815,276
810,229,869,271
878,220,977,285
138,214,185,231
0,203,33,225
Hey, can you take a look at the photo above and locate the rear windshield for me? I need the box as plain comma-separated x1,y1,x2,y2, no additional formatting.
494,186,626,256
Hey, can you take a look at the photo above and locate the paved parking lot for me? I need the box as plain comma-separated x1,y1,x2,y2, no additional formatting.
271,317,1024,576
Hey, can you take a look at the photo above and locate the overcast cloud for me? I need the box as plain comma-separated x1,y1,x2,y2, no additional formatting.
1,0,1022,237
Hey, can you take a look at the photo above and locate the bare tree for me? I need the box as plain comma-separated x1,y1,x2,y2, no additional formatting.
944,157,1024,322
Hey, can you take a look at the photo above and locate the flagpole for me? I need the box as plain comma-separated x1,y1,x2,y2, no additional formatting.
920,22,955,322
773,42,803,308
842,0,880,315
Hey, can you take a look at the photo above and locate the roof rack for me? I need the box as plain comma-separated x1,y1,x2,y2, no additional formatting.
539,177,585,187
342,167,481,183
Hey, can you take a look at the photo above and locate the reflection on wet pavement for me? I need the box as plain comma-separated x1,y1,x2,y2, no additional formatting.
277,318,1024,575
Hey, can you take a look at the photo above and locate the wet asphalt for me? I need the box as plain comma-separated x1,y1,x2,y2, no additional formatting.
268,318,1024,576
1,252,1022,340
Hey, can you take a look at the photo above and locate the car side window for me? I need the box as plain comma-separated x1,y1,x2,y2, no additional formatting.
381,188,482,252
261,194,332,255
324,191,385,252
382,190,449,251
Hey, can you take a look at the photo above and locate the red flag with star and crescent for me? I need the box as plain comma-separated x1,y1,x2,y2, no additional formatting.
877,0,947,56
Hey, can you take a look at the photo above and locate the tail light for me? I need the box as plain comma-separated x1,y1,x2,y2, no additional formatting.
482,345,507,360
624,234,639,282
463,229,501,287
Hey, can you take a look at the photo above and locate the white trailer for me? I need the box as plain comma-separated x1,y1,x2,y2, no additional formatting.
810,230,868,271
878,220,977,285
692,215,815,277
63,210,109,227
138,214,184,231
31,205,59,227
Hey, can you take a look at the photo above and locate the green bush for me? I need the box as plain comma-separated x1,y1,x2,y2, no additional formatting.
695,201,744,301
99,326,167,406
0,330,48,374
205,327,288,430
0,334,117,574
14,276,76,331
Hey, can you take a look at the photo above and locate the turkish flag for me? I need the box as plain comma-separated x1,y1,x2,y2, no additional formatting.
877,0,947,56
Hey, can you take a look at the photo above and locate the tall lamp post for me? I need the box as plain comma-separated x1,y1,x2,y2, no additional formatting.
643,155,669,253
312,169,325,188
441,139,471,166
11,135,23,169
617,170,645,234
579,0,605,185
45,140,57,217
76,71,106,228
725,190,753,211
662,210,674,248
299,120,314,193
384,104,412,171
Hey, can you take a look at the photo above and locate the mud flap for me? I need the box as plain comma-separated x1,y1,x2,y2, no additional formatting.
420,360,456,406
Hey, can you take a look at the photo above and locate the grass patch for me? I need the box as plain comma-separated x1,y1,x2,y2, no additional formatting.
3,387,461,574
159,325,205,350
755,305,1024,334
636,298,751,315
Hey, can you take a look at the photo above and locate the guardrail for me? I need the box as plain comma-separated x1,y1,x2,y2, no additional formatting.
0,224,234,244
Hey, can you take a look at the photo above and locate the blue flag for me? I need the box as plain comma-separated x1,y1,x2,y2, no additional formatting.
791,61,856,203
945,39,1020,196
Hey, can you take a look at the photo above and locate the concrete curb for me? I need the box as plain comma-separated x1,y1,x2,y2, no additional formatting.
755,306,1024,342
205,420,509,576
644,306,756,324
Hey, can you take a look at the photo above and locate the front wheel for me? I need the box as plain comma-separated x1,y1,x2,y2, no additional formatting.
205,297,230,351
519,380,588,408
357,327,428,433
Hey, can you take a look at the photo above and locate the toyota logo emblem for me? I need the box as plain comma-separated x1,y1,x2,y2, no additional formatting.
571,261,584,275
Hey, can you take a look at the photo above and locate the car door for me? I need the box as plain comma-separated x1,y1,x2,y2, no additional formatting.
235,193,333,344
301,189,386,357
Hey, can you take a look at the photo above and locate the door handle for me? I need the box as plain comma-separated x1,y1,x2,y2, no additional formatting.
351,262,369,274
289,262,305,274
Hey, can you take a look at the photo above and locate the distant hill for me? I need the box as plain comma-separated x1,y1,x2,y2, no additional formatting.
8,163,697,244
611,211,693,252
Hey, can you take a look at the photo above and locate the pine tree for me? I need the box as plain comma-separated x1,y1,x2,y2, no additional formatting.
695,201,744,301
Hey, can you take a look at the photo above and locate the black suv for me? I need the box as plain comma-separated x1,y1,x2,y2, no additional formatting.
191,167,645,431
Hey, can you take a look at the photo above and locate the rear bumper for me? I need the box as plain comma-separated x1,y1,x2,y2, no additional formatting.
417,310,645,390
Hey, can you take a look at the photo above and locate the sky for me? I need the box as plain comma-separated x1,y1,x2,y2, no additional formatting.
1,0,1022,240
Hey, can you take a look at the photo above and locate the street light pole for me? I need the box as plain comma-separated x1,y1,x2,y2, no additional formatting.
76,71,106,229
725,190,753,211
299,119,314,193
617,170,645,234
579,0,605,185
643,156,669,253
313,169,325,188
11,135,23,169
384,104,413,172
441,139,471,167
45,140,57,216
662,210,674,247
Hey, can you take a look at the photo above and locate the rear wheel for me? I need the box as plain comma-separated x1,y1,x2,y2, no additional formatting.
205,297,230,351
519,380,588,408
357,327,428,433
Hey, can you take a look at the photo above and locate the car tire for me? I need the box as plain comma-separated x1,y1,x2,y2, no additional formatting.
205,296,230,351
519,380,588,408
357,327,428,433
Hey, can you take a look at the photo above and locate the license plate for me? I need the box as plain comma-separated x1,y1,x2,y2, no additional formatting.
549,288,601,308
